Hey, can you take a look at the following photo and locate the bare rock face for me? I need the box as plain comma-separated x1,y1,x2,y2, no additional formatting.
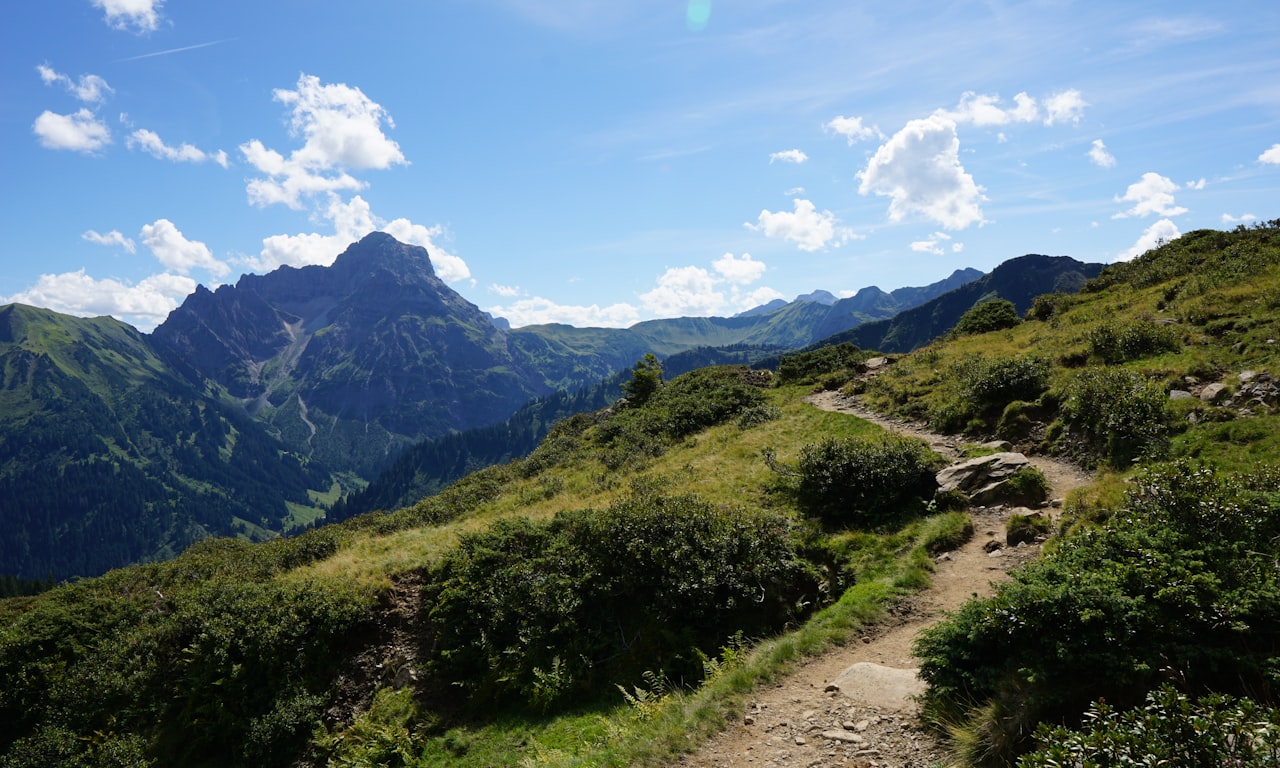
936,452,1035,506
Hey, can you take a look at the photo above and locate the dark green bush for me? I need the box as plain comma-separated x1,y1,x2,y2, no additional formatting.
950,299,1021,337
422,493,819,713
1060,367,1169,466
0,562,375,768
1087,319,1181,363
1021,687,1280,767
915,462,1280,763
795,434,941,526
956,356,1051,406
775,343,864,386
1025,292,1071,322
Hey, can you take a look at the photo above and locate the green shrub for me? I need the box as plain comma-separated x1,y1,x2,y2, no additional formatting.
794,434,942,526
951,299,1021,337
928,398,977,434
1025,292,1072,322
775,343,864,386
915,462,1280,763
1001,467,1050,506
1021,687,1280,767
955,356,1051,407
422,493,819,713
1060,367,1169,466
1087,319,1181,363
996,400,1037,441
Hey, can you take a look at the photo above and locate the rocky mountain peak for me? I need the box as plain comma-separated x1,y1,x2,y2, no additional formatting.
331,231,437,282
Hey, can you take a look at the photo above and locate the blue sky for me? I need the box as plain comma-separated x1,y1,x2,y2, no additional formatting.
3,0,1279,331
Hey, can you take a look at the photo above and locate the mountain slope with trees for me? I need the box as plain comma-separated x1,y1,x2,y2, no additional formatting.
0,304,329,580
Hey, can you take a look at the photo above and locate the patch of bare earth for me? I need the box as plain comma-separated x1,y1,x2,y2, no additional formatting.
669,392,1091,768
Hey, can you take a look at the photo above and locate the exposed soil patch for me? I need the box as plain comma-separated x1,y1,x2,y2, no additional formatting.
670,392,1092,768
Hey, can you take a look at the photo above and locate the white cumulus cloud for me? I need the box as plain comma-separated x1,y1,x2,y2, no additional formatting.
489,284,522,297
32,109,111,153
825,115,881,145
1261,144,1280,165
747,198,854,251
1113,172,1188,218
1118,219,1181,261
4,270,194,331
140,219,229,277
640,266,725,316
484,297,640,329
769,149,808,164
240,74,405,209
128,129,229,167
92,0,164,32
858,115,986,230
82,229,136,253
1044,89,1088,125
1088,139,1116,168
940,91,1040,126
712,252,766,284
37,65,113,103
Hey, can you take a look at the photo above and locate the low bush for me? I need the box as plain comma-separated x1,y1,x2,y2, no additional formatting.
1021,687,1280,767
955,356,1051,407
915,462,1280,764
794,435,942,527
1059,367,1169,466
1086,319,1181,363
1001,466,1051,506
775,343,864,386
950,299,1021,337
422,493,820,713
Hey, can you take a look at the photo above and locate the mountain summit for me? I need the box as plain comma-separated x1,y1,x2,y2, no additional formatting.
152,233,546,475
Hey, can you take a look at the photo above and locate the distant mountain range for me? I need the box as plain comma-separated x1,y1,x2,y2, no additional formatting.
0,232,1103,579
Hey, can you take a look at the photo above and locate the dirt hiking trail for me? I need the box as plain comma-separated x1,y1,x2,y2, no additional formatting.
670,391,1092,768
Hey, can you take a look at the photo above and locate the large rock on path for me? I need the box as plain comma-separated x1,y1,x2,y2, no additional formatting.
937,452,1039,506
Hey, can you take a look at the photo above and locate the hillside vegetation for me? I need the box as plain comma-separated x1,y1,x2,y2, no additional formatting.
847,221,1280,764
4,221,1279,766
0,351,964,767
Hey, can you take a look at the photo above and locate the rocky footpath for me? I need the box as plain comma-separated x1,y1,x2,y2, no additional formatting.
670,392,1091,768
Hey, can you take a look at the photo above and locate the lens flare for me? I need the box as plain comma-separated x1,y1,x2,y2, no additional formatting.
686,0,711,31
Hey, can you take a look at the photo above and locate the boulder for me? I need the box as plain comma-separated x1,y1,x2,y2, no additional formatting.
1200,382,1228,403
936,452,1035,506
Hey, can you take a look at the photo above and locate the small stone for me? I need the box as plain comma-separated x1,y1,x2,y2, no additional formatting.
821,730,865,744
745,714,756,725
795,735,807,745
988,548,1005,558
855,718,870,731
824,683,840,692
